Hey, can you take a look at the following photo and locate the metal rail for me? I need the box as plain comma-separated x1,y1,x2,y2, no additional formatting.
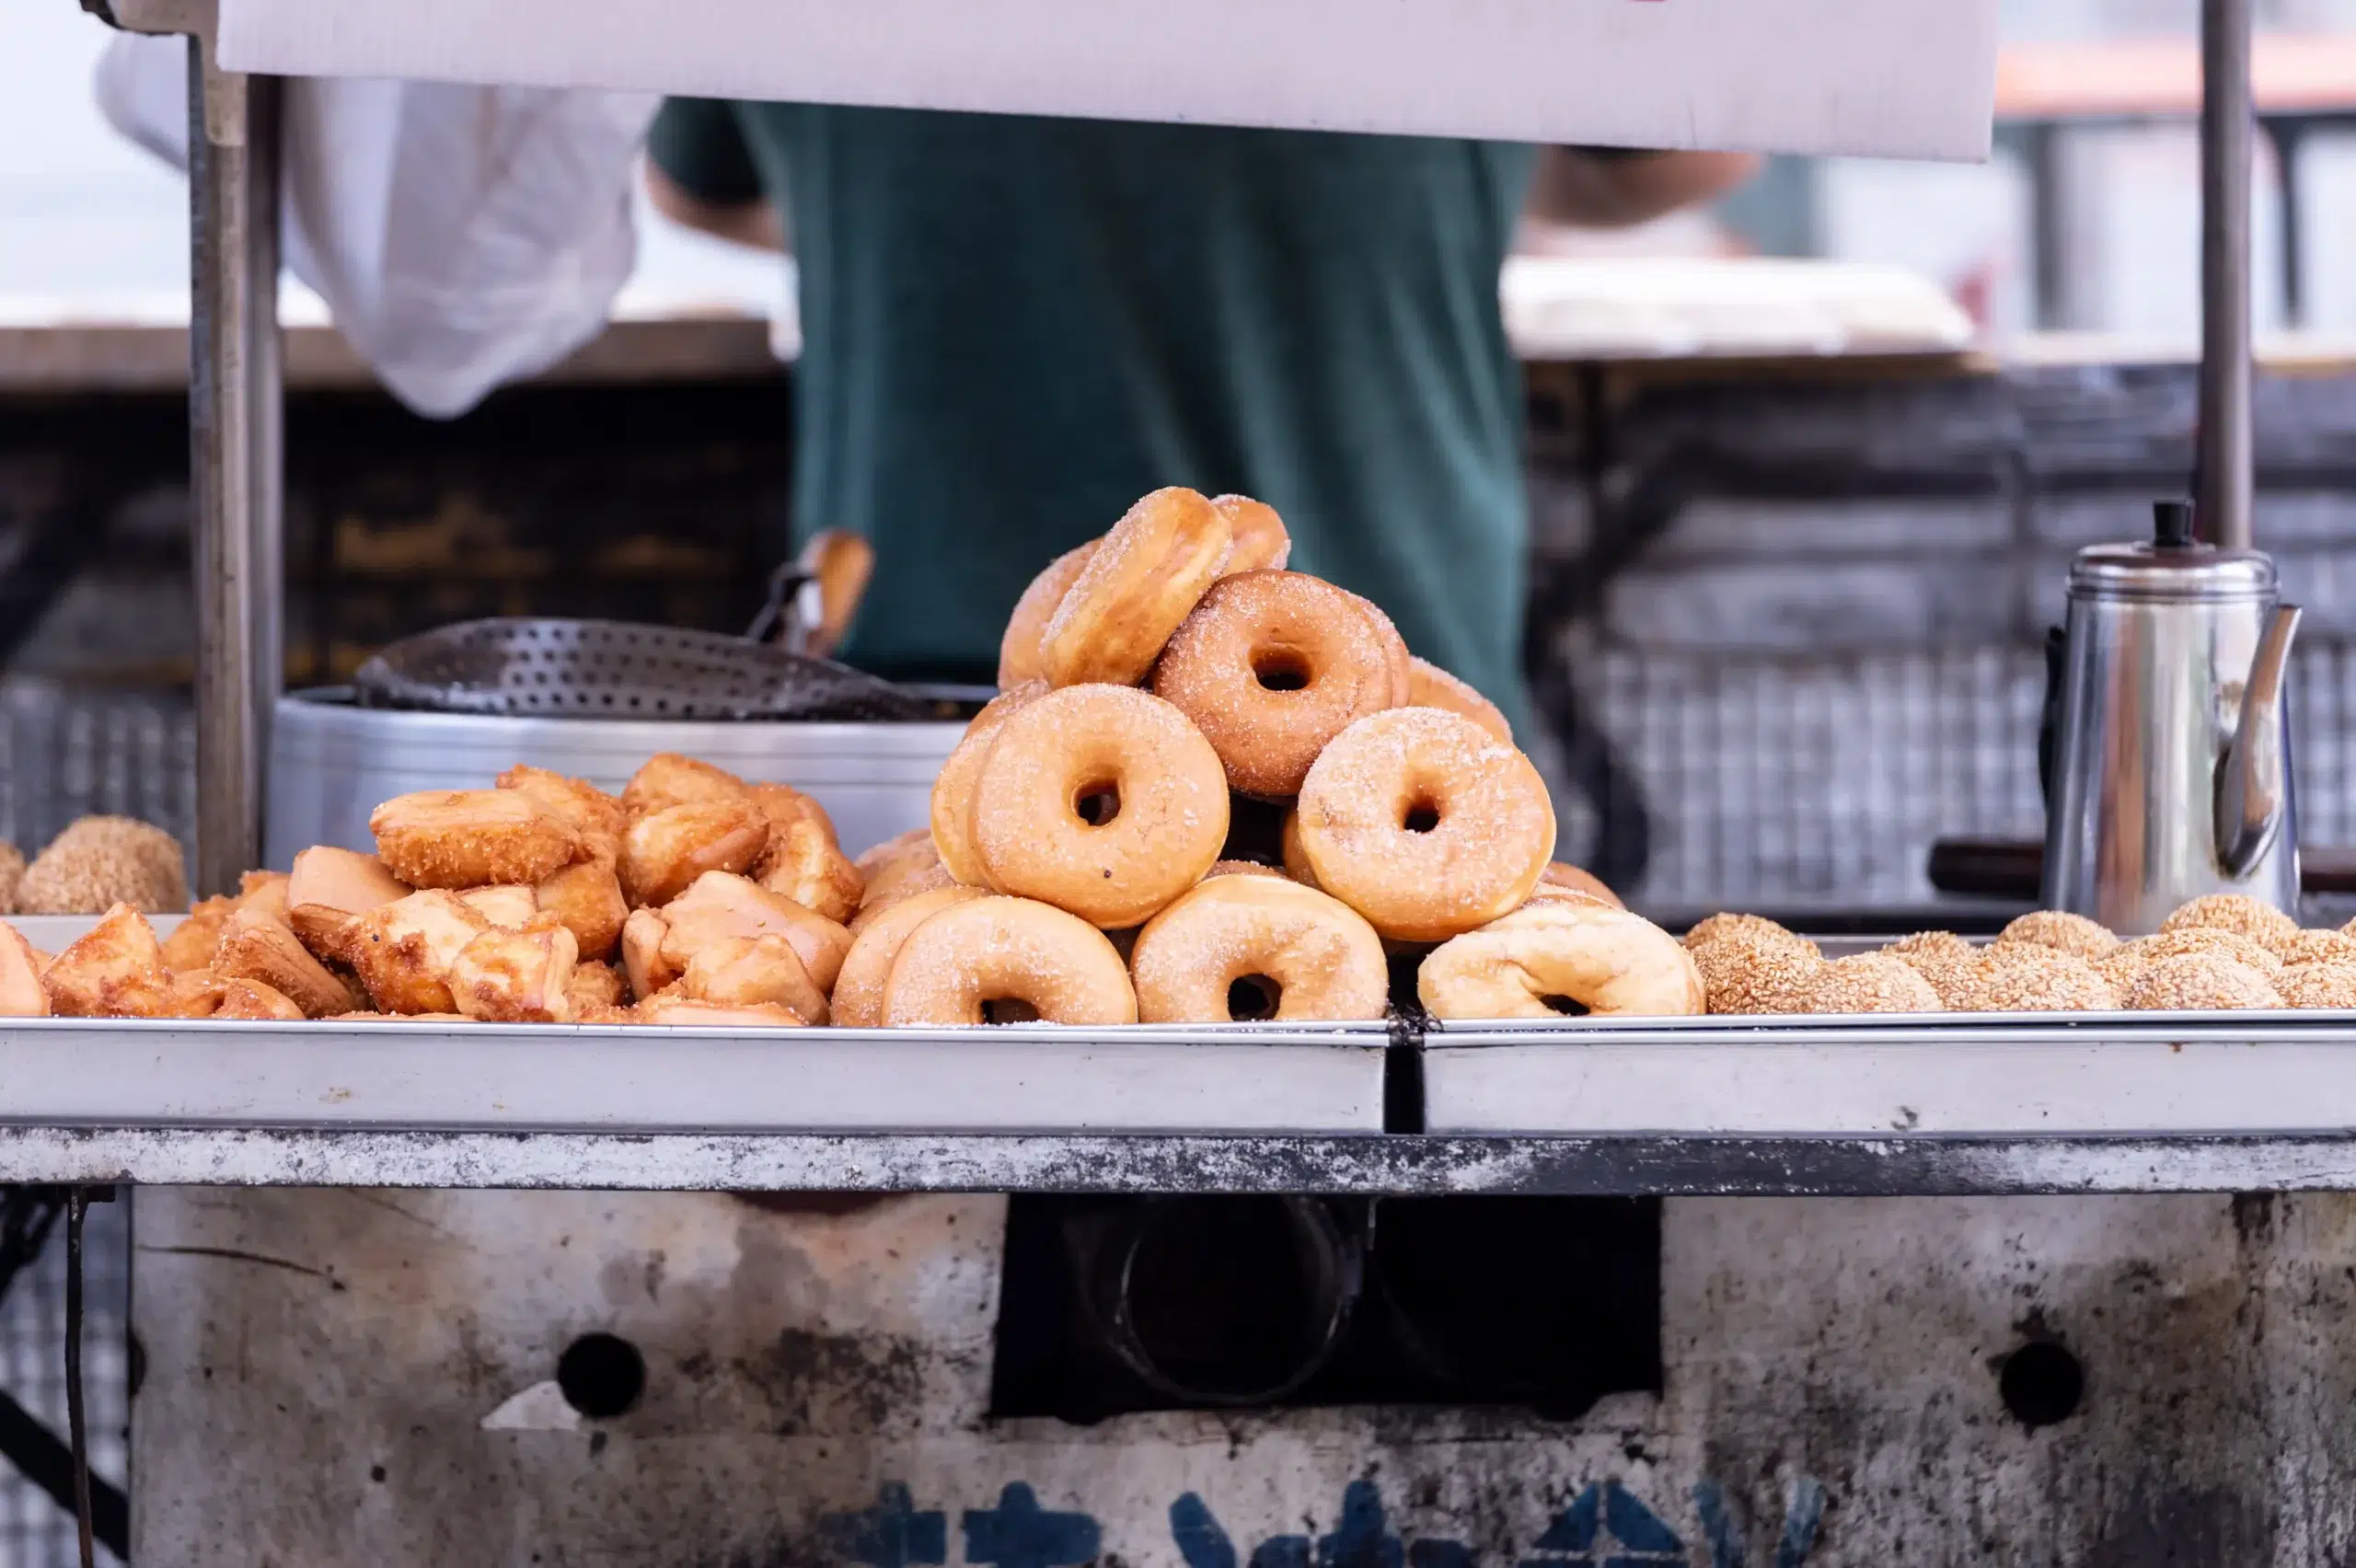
2,1126,2356,1194
187,38,281,895
2196,0,2254,548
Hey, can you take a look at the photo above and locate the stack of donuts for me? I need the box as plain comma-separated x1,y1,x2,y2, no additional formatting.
859,486,1706,1026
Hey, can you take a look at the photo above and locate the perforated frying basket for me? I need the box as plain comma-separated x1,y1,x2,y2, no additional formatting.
352,619,935,723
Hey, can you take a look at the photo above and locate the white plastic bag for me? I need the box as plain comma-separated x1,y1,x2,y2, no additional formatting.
93,32,658,419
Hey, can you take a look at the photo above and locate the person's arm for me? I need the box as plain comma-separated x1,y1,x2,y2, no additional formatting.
642,98,787,253
1525,145,1761,229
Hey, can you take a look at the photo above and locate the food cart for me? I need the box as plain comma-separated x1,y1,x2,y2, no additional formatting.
11,0,2345,1560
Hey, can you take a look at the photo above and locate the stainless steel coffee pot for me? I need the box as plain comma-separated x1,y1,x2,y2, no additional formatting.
2041,500,2302,934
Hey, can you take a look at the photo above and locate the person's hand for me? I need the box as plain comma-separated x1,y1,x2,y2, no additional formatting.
1527,146,1761,229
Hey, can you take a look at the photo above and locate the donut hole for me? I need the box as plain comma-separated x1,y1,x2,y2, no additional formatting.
1539,994,1590,1018
1072,780,1123,827
1401,797,1442,835
1226,974,1284,1021
1252,650,1311,693
982,997,1045,1025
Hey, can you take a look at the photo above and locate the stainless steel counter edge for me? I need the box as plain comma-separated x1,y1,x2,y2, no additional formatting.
6,1125,2356,1194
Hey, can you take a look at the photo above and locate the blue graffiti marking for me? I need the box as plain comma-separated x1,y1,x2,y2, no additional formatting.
1689,1481,1744,1568
1318,1481,1405,1568
822,1482,947,1568
1773,1481,1824,1568
1409,1540,1476,1568
964,1484,1101,1568
1252,1538,1312,1568
1172,1494,1240,1568
1521,1483,1682,1568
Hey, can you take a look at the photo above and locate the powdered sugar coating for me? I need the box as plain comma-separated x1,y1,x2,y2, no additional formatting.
1418,899,1703,1020
1406,658,1513,744
999,541,1099,689
834,884,987,1028
1211,495,1292,575
969,685,1230,928
882,895,1137,1026
1295,708,1554,943
1040,488,1231,687
1131,876,1387,1022
1152,571,1401,798
930,682,1045,888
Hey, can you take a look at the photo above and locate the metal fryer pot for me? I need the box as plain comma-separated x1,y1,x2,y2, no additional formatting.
265,688,964,866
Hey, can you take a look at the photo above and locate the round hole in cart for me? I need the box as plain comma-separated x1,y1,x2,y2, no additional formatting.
1998,1340,2083,1428
1118,1197,1345,1402
557,1332,647,1420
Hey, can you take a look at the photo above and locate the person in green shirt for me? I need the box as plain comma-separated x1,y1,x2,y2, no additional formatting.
645,103,1753,737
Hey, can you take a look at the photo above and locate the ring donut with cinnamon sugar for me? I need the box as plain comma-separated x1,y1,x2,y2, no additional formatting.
969,685,1230,928
1295,708,1554,942
929,682,1046,887
1129,874,1387,1023
1418,899,1703,1020
882,895,1137,1026
1211,495,1291,575
1406,658,1513,744
832,883,987,1028
998,540,1099,689
1152,571,1403,798
1039,488,1231,687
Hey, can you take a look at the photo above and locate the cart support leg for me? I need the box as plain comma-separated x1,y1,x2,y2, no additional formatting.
187,43,283,894
2196,0,2253,549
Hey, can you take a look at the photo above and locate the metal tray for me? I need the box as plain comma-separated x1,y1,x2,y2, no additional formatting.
0,1017,1389,1135
1420,1010,2356,1136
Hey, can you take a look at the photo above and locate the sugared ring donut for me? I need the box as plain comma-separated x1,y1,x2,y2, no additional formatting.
970,685,1230,928
1406,658,1513,744
1418,899,1703,1020
1151,571,1403,798
1213,495,1291,575
1341,590,1415,707
1296,708,1554,943
930,682,1045,888
1131,875,1388,1023
1206,859,1290,881
832,884,987,1028
1041,489,1231,687
1279,809,1322,890
883,895,1138,1026
998,540,1098,689
1535,861,1621,908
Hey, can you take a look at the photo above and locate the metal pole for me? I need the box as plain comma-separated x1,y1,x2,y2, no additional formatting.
186,40,282,894
2196,0,2253,549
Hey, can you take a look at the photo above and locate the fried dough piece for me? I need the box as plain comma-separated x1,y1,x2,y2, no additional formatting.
0,922,51,1016
328,1010,473,1023
756,814,862,925
635,994,807,1028
620,907,678,1000
370,790,582,890
449,925,579,1023
17,817,187,915
497,766,627,864
535,859,629,961
681,934,828,1022
235,870,292,926
621,754,755,818
162,894,237,972
564,960,628,1015
285,847,413,965
619,801,768,909
43,904,176,1018
660,871,852,991
575,1002,641,1026
459,885,539,929
752,782,838,844
348,891,491,1015
214,905,363,1018
215,978,303,1020
167,966,224,1018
